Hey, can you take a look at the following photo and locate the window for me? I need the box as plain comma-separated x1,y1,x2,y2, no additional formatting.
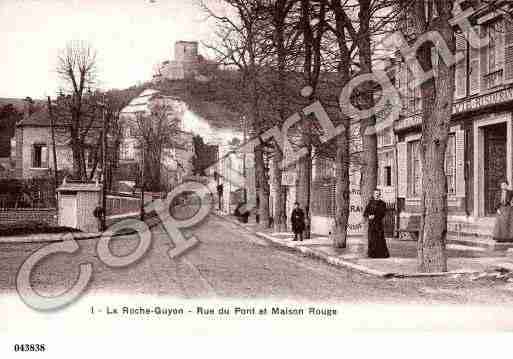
86,148,95,169
32,144,48,168
485,20,504,88
445,134,456,195
120,142,134,161
408,140,422,197
384,166,392,187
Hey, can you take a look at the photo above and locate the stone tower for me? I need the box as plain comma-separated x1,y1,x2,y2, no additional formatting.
174,41,198,62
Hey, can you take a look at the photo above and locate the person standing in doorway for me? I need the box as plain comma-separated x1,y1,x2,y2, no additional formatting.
291,202,306,241
494,180,512,242
363,188,390,258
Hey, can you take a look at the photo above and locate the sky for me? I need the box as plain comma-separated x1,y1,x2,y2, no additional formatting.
0,0,226,99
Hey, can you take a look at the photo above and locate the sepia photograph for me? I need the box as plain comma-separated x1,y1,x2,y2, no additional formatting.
0,0,513,356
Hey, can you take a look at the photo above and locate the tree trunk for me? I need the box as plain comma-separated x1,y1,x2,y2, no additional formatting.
296,133,311,232
416,11,454,273
357,0,377,222
331,0,352,248
255,145,270,227
334,123,350,248
71,139,86,181
272,149,286,232
272,4,288,232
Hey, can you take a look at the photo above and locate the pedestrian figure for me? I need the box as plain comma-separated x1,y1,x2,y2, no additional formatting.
234,202,250,223
363,189,390,258
493,180,512,242
291,202,305,241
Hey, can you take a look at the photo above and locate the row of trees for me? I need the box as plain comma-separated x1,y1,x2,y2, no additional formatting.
202,0,464,273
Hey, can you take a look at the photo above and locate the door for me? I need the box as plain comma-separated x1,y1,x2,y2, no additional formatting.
59,194,77,228
484,123,507,216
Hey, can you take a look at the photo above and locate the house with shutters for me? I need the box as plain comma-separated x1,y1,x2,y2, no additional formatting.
394,0,513,240
13,109,100,179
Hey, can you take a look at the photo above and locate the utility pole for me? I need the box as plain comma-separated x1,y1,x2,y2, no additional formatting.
47,96,59,209
242,116,247,203
140,144,145,221
101,95,107,231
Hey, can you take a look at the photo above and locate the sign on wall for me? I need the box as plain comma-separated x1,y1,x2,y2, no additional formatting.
347,166,365,236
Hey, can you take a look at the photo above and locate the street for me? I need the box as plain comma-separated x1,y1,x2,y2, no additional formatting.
1,214,513,305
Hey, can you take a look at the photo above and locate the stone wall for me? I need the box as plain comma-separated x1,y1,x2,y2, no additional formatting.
0,208,57,225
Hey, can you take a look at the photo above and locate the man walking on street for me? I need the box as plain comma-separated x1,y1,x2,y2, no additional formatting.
291,202,306,241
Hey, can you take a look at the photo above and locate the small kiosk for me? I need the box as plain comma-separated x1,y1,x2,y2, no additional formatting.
57,181,102,233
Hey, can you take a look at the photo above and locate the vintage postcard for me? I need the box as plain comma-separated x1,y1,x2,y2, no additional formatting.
1,0,513,357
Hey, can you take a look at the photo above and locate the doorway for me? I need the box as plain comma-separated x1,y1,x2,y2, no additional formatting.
483,123,507,216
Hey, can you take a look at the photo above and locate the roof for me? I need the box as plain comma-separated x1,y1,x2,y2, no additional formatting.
16,109,52,127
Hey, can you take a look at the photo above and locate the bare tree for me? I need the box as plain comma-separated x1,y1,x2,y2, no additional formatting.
55,40,99,181
201,0,273,225
134,102,182,192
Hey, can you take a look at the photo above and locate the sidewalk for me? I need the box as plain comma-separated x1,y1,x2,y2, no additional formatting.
215,211,513,278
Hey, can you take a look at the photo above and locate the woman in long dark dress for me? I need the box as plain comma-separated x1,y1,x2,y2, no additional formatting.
363,189,390,258
493,180,512,242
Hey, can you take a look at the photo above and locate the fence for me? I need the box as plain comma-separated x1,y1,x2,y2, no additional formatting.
0,178,57,210
106,195,140,216
311,177,396,236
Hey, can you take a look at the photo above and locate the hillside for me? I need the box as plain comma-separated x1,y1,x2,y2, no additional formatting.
0,98,27,111
122,75,246,131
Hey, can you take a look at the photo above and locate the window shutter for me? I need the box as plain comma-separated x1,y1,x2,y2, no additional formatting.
455,32,468,99
455,129,465,197
497,20,505,71
41,146,48,168
469,27,481,95
31,146,35,168
480,25,489,90
415,82,422,112
397,142,407,198
431,45,439,78
505,19,513,84
399,62,408,112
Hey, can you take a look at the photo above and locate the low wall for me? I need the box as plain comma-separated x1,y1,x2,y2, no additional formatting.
0,208,57,225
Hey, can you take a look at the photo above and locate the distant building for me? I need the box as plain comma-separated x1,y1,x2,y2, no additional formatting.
153,41,218,82
119,89,195,188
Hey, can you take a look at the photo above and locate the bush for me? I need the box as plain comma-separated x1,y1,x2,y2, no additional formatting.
0,221,81,237
0,178,57,208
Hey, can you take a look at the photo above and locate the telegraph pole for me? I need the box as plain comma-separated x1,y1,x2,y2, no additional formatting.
140,144,145,221
242,116,247,203
47,97,59,186
101,95,107,231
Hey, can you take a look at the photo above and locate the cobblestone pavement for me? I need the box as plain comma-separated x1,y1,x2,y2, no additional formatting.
1,214,513,305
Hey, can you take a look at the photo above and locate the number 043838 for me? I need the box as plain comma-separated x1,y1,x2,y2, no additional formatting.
13,344,46,352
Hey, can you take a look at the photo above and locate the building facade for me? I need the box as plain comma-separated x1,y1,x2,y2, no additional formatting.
394,1,513,239
13,110,97,179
